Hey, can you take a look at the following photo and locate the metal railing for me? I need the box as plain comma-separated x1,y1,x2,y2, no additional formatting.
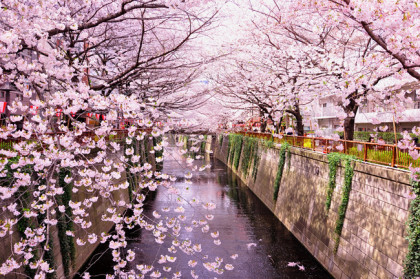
0,129,153,152
2,129,419,169
237,131,420,169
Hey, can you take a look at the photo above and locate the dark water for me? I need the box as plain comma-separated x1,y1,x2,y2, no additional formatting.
77,148,332,279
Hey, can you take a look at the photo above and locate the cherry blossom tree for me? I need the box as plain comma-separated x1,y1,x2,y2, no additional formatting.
244,0,416,140
291,0,420,81
211,42,325,135
0,1,237,278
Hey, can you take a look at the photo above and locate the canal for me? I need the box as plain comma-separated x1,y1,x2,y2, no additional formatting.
77,146,332,278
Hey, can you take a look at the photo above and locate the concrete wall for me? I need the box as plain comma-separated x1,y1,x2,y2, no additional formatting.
213,134,412,279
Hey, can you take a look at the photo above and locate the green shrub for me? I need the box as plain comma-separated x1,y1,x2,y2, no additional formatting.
273,143,290,201
404,181,420,277
337,131,413,144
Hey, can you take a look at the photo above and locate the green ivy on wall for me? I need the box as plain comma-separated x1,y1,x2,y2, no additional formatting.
12,156,40,279
153,136,163,171
37,211,57,279
273,142,290,201
404,180,420,277
326,153,341,212
57,168,76,278
241,137,258,177
219,134,223,147
232,135,243,170
261,138,275,149
7,157,58,279
125,139,135,202
251,143,260,182
333,157,354,253
201,135,208,154
226,135,231,162
142,137,151,165
227,134,243,169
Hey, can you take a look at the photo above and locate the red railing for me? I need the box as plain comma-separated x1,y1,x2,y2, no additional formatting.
237,131,420,169
0,129,152,152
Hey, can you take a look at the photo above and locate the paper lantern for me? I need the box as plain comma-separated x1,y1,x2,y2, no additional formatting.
0,102,7,113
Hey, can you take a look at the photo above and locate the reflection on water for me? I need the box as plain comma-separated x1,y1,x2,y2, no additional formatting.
76,148,332,279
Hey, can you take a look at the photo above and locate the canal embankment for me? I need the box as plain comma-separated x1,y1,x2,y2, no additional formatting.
76,141,333,278
213,134,413,279
0,136,157,279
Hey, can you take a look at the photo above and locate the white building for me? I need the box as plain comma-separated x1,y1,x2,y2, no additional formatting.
309,94,342,136
355,82,420,132
308,82,420,136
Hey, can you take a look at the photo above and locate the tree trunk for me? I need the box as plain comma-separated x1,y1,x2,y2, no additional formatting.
343,93,359,140
286,105,304,136
261,120,267,133
295,112,304,136
344,116,355,140
275,116,282,133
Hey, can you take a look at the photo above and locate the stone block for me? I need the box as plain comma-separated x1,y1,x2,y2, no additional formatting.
376,226,394,244
386,258,404,277
368,271,380,279
352,246,367,264
350,265,370,279
376,265,394,279
357,227,370,242
317,251,328,267
363,256,379,274
392,232,409,251
340,261,354,278
396,208,409,223
378,239,400,260
386,216,406,237
397,250,407,267
336,246,348,259
318,239,330,256
341,227,352,241
331,264,343,279
372,248,389,267
368,234,384,249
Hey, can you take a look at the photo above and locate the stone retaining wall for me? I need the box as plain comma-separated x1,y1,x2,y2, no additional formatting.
213,135,411,279
0,138,156,279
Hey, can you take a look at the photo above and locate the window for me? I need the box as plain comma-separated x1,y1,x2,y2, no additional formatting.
414,90,420,101
322,103,327,107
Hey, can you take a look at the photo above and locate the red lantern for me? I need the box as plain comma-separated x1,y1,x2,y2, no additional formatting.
0,102,7,113
55,108,62,117
30,105,38,115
